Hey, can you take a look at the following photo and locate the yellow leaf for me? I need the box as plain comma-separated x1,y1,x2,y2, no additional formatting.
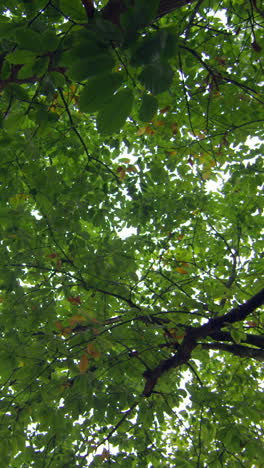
202,171,211,180
70,84,77,93
79,354,89,373
137,125,155,136
175,267,188,274
87,343,101,359
62,327,73,336
153,119,164,127
145,125,155,135
126,165,137,173
69,314,87,327
9,193,30,206
209,159,216,168
137,126,147,136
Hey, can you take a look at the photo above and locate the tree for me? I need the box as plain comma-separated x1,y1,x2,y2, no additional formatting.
0,0,263,466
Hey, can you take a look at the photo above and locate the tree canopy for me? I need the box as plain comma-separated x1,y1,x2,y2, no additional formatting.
0,0,263,466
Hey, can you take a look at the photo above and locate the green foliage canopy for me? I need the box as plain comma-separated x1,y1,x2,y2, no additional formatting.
0,0,263,466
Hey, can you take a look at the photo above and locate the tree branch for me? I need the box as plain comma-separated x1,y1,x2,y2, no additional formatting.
143,289,264,396
201,342,264,361
101,0,195,26
209,330,264,349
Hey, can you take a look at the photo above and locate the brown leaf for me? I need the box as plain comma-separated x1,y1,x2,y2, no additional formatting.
126,165,137,173
87,343,101,359
100,448,110,460
54,321,63,331
47,253,59,258
160,106,170,114
69,314,87,327
79,353,89,373
117,166,126,180
67,296,81,305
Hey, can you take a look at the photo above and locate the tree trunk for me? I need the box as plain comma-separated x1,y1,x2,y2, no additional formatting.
101,0,194,26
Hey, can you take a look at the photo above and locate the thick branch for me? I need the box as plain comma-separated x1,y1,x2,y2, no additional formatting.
202,342,264,361
193,288,264,339
157,0,194,18
101,0,194,26
209,330,264,349
143,289,264,396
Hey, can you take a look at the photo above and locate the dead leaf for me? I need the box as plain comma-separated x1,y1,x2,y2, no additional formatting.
171,123,178,135
117,166,126,180
87,343,101,359
175,267,188,274
47,253,59,258
55,321,63,331
79,353,89,373
67,296,81,305
154,120,164,127
69,315,87,327
160,106,170,114
126,165,137,173
100,448,110,460
62,327,73,336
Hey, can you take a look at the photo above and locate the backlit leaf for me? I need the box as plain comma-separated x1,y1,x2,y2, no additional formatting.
139,94,158,121
79,72,124,113
68,54,115,81
139,62,174,94
97,88,134,134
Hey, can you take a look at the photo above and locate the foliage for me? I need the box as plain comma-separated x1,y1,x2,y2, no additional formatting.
0,0,263,466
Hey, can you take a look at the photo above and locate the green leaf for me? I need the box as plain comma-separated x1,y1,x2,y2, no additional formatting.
139,93,158,121
17,63,34,79
96,88,134,134
0,2,263,467
5,83,29,101
130,30,168,66
67,54,116,81
59,0,87,21
15,28,44,53
79,72,124,113
6,49,36,65
138,62,174,94
0,61,11,79
230,327,247,344
41,29,59,51
32,56,49,77
3,112,26,133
